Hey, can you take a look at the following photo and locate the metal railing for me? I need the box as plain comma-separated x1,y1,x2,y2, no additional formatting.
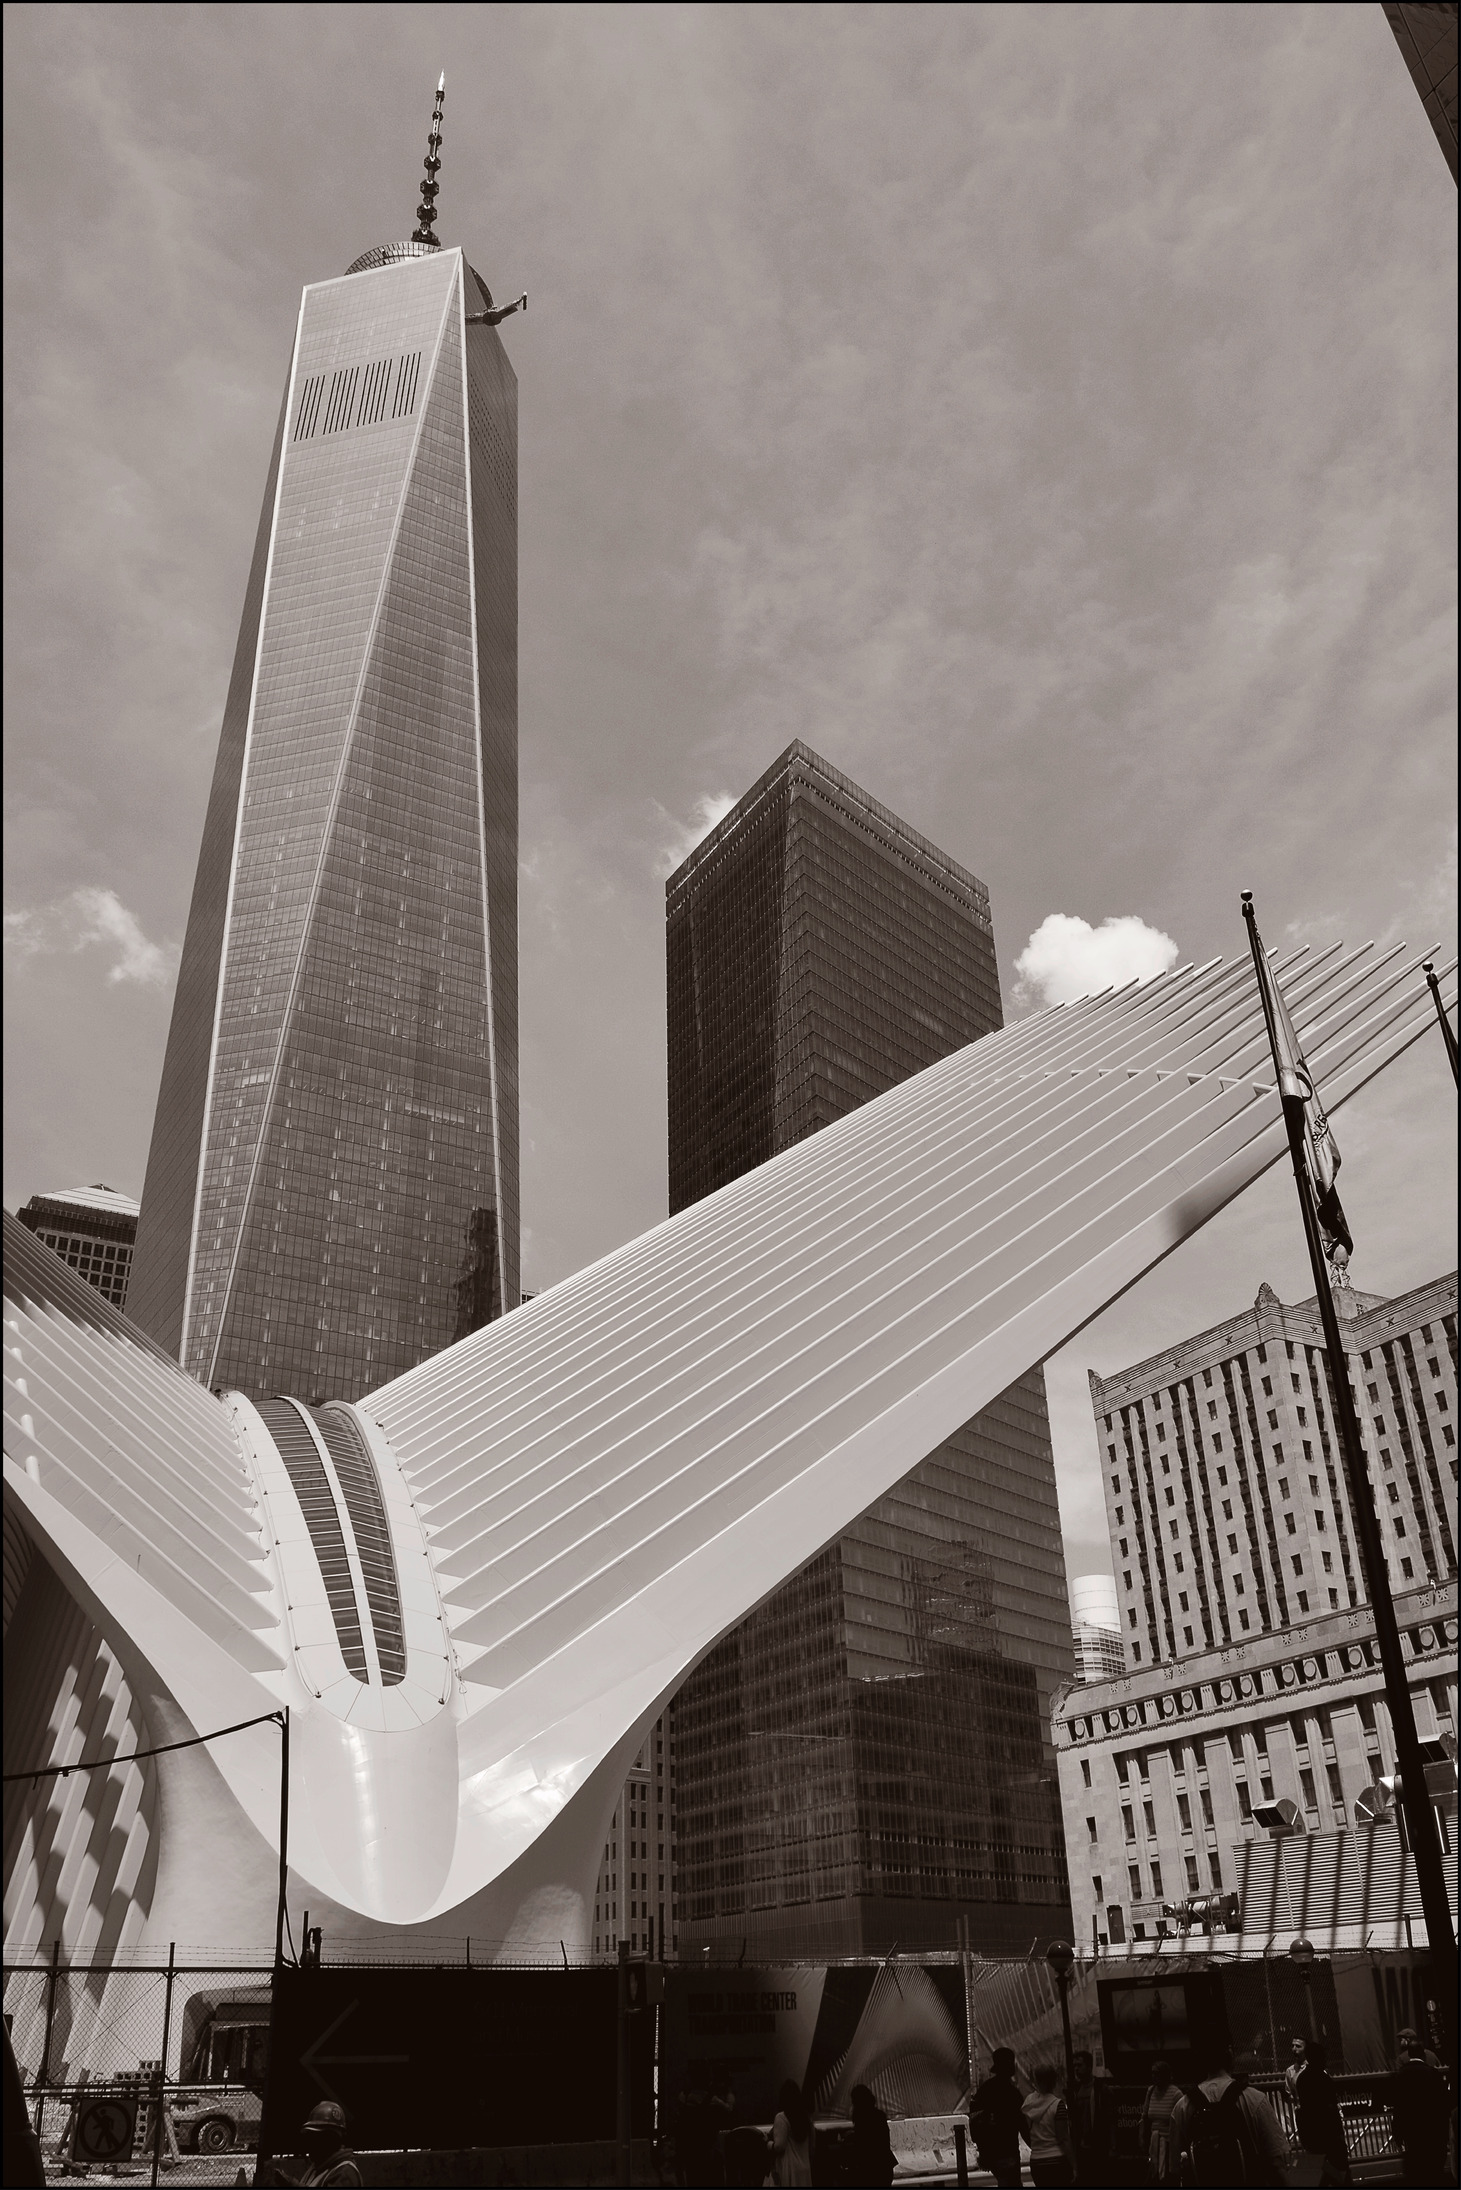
1254,2073,1401,2166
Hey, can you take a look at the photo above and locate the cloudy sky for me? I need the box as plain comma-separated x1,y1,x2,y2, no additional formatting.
4,3,1456,1582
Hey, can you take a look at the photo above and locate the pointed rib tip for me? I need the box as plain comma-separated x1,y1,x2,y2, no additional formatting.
438,71,446,93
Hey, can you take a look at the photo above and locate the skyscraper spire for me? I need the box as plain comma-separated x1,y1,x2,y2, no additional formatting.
411,72,446,249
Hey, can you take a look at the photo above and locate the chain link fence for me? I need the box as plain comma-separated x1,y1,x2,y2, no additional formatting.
5,1943,1413,2184
4,1952,272,2184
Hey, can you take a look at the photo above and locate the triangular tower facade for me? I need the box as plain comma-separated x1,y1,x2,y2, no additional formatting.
131,142,520,1398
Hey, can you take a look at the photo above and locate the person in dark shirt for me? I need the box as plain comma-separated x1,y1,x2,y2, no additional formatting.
1386,2046,1450,2187
674,2077,718,2186
846,2084,896,2186
1294,2042,1351,2186
967,2047,1027,2188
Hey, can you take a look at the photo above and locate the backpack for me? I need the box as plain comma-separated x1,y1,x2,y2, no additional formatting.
1183,2078,1257,2186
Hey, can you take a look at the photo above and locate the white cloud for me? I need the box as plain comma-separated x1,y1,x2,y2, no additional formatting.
1015,912,1179,1009
3,887,176,987
653,792,738,878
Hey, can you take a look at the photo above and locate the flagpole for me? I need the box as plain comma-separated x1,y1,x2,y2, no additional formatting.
1422,961,1459,1086
1242,896,1456,2051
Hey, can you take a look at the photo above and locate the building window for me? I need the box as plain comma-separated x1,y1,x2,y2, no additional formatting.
1150,1861,1164,1897
1122,1806,1136,1841
1081,1759,1092,1786
1236,1782,1252,1819
1279,1478,1290,1498
1315,1510,1326,1531
1183,1626,1193,1645
1233,1575,1245,1595
1297,1407,1307,1426
1297,1592,1309,1612
1240,1611,1251,1631
1262,1377,1273,1397
1092,1874,1103,1901
1186,1857,1201,1891
1087,1816,1099,1842
1129,1609,1138,1628
1129,1864,1142,1896
1402,1558,1414,1579
1374,1416,1386,1434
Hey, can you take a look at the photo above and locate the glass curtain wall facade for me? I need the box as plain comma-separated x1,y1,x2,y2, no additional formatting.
128,246,518,1401
667,742,1072,1957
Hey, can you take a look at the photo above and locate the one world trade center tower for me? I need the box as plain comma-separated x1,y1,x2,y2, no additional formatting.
130,79,523,1399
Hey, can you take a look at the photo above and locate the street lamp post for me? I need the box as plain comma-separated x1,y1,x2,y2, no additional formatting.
1289,1937,1319,2043
1045,1939,1077,2120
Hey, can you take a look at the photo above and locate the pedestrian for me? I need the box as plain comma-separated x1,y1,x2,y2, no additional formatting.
674,2075,717,2186
1139,2057,1179,2184
1385,2037,1450,2186
845,2083,896,2187
1169,2044,1289,2187
967,2046,1028,2188
771,2080,814,2187
262,2100,361,2187
1396,2025,1442,2073
1284,2036,1309,2099
1022,2063,1076,2188
705,2070,736,2183
1293,2041,1351,2187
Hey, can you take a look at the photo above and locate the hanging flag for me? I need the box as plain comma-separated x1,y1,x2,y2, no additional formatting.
1247,912,1354,1266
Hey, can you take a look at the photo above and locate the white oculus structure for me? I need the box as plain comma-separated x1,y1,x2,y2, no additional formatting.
3,943,1454,1957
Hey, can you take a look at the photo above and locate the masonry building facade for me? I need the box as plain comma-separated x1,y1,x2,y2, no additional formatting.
1054,1271,1457,1952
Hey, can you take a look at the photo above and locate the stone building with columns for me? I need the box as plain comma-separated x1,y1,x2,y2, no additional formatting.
1053,1271,1457,1951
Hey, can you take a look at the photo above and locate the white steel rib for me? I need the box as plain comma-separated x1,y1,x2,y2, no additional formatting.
3,947,1454,1936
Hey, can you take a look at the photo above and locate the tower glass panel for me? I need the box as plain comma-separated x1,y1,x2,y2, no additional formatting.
129,249,518,1399
668,742,1072,1956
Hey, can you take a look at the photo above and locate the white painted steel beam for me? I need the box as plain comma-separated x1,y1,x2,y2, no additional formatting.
4,947,1454,1938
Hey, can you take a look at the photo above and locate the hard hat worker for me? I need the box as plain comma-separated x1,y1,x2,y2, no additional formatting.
262,2100,362,2187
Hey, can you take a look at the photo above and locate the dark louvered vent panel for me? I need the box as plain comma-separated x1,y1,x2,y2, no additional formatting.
312,1405,408,1685
255,1399,367,1683
293,352,422,442
294,374,325,442
393,350,422,419
322,366,360,434
356,357,393,428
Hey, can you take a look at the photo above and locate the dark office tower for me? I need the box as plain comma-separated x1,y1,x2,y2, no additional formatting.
668,742,1072,1958
129,90,521,1400
1382,2,1458,181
